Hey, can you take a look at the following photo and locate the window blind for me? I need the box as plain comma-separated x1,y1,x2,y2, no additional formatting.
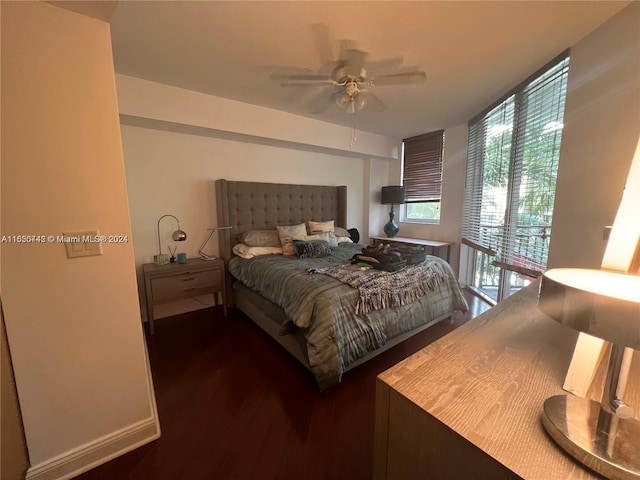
462,52,570,275
402,130,444,203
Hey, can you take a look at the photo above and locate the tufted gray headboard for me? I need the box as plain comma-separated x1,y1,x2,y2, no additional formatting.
215,179,347,264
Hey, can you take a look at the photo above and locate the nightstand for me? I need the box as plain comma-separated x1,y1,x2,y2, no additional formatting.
142,258,226,335
371,236,453,263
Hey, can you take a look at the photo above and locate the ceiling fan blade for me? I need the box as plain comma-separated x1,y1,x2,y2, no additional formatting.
341,47,367,77
363,92,387,112
371,71,426,86
365,56,404,76
278,74,337,87
311,23,334,67
304,86,338,114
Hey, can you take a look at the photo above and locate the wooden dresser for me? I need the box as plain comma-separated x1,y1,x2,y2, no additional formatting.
371,236,453,262
374,280,639,479
142,258,226,335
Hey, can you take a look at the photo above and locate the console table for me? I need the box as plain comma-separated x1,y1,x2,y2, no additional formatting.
374,280,639,479
142,258,226,335
371,236,452,262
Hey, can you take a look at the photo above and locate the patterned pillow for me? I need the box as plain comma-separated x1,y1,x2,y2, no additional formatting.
307,220,334,234
293,240,332,259
277,223,308,256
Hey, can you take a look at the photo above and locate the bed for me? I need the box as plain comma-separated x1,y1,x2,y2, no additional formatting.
215,179,468,390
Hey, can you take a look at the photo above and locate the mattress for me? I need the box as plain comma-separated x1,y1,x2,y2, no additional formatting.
228,243,469,389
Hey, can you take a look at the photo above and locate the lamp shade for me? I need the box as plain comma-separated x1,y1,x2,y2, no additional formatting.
155,214,187,265
381,186,405,205
538,268,640,480
538,268,640,349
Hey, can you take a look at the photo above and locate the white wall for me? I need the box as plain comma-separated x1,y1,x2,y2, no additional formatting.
366,157,394,238
115,76,403,317
116,74,401,161
1,3,159,479
121,124,370,266
548,2,640,268
372,124,469,275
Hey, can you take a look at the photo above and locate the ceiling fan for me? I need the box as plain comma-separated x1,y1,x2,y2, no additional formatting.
278,47,427,114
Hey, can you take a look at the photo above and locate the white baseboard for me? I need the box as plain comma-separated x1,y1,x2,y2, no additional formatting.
25,417,160,480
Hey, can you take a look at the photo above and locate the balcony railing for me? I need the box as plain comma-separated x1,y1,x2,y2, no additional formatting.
473,224,551,298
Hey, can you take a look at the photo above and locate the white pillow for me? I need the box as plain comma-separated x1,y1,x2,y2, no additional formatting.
336,236,353,244
233,243,283,259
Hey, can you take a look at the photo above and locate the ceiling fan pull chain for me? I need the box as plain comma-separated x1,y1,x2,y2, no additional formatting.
350,124,357,148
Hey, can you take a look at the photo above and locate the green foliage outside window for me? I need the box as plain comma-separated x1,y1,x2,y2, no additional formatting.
405,202,440,222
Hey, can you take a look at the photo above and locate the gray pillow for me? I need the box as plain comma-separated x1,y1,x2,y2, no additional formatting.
335,226,350,238
237,230,281,247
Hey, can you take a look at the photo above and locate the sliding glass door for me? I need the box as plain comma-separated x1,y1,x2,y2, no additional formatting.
462,53,569,302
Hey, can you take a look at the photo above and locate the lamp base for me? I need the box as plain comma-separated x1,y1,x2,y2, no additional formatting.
384,220,399,237
384,206,399,237
541,394,640,480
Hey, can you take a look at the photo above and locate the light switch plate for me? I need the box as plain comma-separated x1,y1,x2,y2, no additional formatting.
62,230,103,258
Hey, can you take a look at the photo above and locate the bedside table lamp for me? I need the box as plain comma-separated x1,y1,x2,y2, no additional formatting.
155,214,187,265
538,268,640,480
381,186,405,238
198,226,232,260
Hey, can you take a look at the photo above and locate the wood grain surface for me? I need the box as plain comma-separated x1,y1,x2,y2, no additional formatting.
375,279,639,480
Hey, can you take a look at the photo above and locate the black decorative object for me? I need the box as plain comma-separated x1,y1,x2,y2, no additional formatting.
381,186,405,238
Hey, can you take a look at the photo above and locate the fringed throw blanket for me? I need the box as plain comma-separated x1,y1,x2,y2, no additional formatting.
316,260,448,314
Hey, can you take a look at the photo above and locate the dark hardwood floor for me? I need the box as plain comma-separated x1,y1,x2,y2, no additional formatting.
76,291,490,480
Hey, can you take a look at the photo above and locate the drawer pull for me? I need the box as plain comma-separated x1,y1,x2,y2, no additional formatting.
182,277,196,282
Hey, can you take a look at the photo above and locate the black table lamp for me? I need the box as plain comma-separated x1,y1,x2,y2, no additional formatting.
381,186,405,238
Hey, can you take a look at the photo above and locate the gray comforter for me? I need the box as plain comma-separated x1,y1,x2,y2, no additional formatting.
228,243,468,389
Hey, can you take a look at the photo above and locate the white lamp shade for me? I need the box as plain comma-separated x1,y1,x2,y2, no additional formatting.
539,268,640,349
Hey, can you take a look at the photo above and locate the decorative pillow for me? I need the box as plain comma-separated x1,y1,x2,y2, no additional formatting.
305,231,338,248
293,240,332,259
336,236,353,244
237,230,281,247
277,223,308,256
232,243,283,259
307,220,334,234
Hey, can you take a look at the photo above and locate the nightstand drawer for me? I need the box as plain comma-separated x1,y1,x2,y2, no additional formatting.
152,269,221,301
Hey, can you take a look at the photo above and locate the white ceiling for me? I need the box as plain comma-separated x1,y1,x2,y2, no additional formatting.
107,1,630,139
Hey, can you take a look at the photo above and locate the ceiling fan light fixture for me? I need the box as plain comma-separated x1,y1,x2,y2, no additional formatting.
354,92,367,110
346,101,356,114
280,44,424,116
335,91,351,108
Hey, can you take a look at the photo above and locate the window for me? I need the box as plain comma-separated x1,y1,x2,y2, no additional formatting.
462,51,570,302
402,130,444,223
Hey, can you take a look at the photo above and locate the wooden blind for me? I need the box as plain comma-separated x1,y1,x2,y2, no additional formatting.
402,130,444,203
